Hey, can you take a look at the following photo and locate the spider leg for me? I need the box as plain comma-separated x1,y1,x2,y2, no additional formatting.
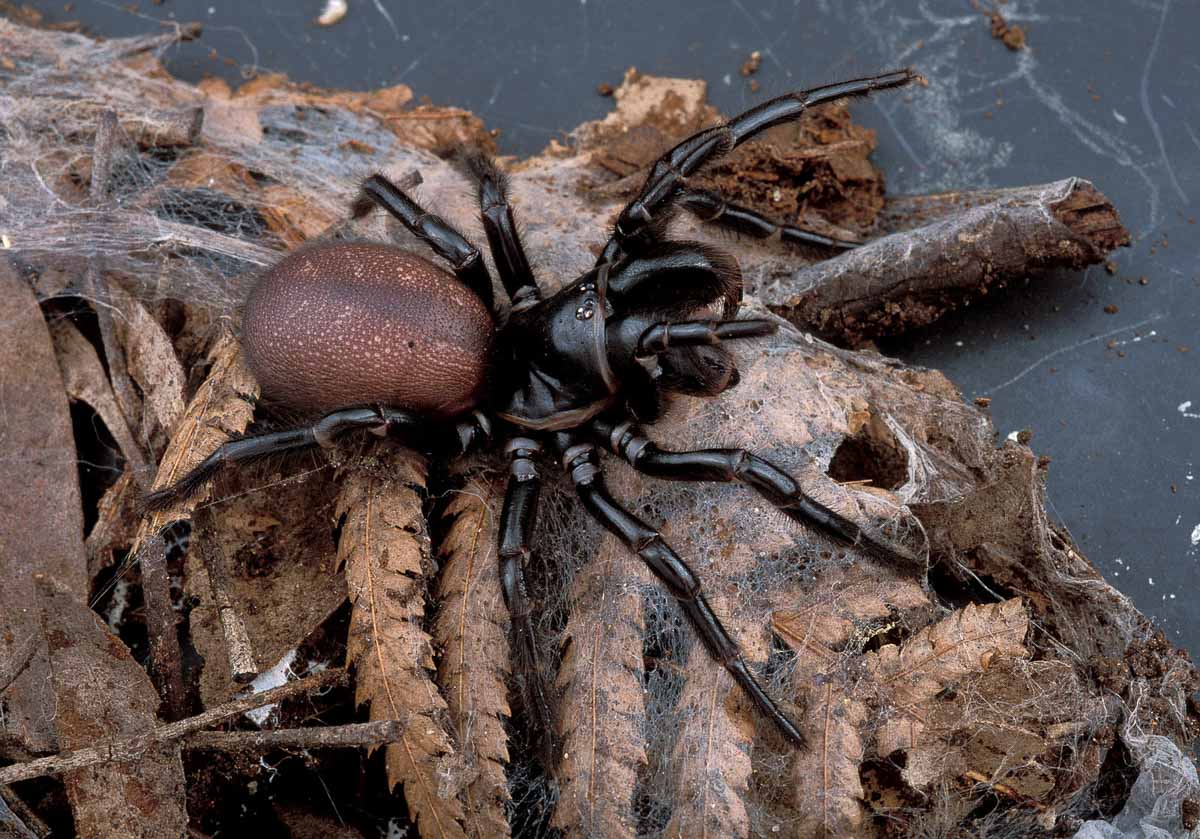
453,150,542,309
498,437,555,761
676,187,862,251
352,173,494,309
557,434,804,747
142,407,491,511
589,418,912,566
598,68,919,262
633,318,777,356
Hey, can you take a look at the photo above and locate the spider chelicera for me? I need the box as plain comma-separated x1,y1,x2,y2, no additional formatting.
145,68,921,748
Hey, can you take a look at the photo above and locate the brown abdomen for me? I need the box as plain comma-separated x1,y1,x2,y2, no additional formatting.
241,242,494,416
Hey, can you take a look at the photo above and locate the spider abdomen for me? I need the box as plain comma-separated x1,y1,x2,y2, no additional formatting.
241,242,494,416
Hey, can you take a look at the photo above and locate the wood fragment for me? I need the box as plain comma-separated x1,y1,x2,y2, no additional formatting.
87,109,146,451
185,720,405,751
139,534,189,719
0,669,347,785
773,179,1131,344
337,448,468,839
195,509,259,683
0,786,41,839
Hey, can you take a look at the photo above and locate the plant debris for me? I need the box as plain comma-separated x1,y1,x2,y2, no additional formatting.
0,17,1192,839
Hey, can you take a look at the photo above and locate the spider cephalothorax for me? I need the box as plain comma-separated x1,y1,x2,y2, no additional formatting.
146,69,922,748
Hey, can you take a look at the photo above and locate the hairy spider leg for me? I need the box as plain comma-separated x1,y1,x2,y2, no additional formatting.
141,407,491,511
606,241,744,318
353,174,495,309
598,68,920,263
589,418,913,567
497,438,555,763
676,188,863,250
557,434,805,747
454,151,542,308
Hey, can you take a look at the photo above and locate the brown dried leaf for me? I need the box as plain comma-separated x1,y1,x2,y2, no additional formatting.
49,319,147,475
792,679,870,839
134,329,258,549
434,478,513,839
108,283,187,443
774,564,930,838
552,516,648,839
39,580,188,837
867,598,1030,787
0,263,87,754
337,449,467,839
184,469,344,706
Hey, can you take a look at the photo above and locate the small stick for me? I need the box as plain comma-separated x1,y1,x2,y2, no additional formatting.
0,669,347,785
185,719,406,752
0,785,45,839
139,534,188,720
195,509,258,683
87,110,150,488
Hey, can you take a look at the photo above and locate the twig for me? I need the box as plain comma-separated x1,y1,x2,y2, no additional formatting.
771,178,1130,344
0,669,347,785
139,534,188,720
185,720,406,752
0,785,44,839
87,109,151,489
195,509,258,683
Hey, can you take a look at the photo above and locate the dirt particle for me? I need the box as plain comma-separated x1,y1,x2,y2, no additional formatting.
596,82,614,97
974,397,992,408
748,78,760,94
1183,798,1199,831
1103,304,1119,314
1138,276,1149,286
988,9,1027,50
1104,260,1117,274
740,50,762,77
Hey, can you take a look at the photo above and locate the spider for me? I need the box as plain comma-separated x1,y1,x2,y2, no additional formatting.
145,69,921,748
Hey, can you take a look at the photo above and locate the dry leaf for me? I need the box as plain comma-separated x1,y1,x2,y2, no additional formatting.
184,468,344,706
134,329,258,549
49,318,148,477
337,448,468,839
108,283,187,443
774,564,931,838
39,579,189,837
867,598,1030,788
552,511,648,839
434,477,513,839
0,263,87,754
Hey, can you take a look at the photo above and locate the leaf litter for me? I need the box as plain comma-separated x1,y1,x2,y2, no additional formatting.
0,15,1194,839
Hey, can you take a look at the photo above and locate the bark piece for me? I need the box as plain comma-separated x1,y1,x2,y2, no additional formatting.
772,179,1131,344
139,534,188,720
337,449,468,839
38,580,189,838
434,477,513,839
0,262,87,756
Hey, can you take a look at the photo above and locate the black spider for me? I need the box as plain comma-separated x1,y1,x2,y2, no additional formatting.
145,69,921,748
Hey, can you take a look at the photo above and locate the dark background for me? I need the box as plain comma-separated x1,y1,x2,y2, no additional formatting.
18,1,1199,659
